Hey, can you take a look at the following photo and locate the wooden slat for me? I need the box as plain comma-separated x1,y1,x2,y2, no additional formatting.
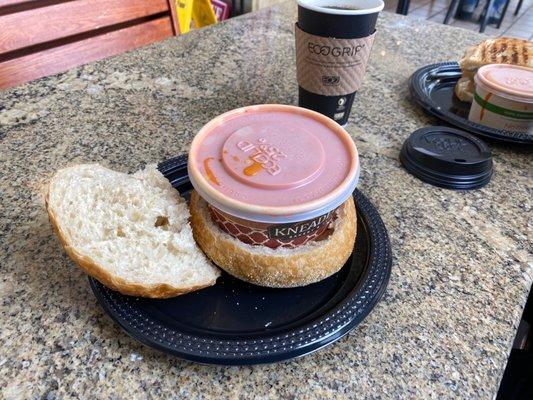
0,0,40,7
0,16,173,89
166,0,180,35
0,0,170,54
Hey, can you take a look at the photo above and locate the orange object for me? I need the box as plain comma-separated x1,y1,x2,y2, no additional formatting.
479,93,492,121
203,158,220,185
243,160,264,177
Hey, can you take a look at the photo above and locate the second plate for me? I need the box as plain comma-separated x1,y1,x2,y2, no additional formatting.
409,62,533,145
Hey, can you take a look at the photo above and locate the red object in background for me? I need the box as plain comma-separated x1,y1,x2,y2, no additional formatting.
211,0,230,21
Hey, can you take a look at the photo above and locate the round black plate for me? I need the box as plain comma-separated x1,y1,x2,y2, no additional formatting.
89,155,392,365
409,62,533,145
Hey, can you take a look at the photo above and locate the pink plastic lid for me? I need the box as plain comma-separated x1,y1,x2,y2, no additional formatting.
188,105,359,221
477,64,533,101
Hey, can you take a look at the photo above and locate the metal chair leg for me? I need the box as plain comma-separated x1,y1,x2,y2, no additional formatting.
444,0,461,24
514,0,523,15
396,0,411,15
480,0,496,32
496,0,510,28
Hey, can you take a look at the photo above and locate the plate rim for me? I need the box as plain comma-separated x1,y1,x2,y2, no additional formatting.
89,157,392,365
409,61,533,146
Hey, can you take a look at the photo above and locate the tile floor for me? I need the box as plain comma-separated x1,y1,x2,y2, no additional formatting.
385,0,533,39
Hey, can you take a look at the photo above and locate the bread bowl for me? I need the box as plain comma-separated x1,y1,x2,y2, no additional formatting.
190,190,356,287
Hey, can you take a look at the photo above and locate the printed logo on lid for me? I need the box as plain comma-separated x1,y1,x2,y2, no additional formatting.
419,132,479,157
423,135,468,154
221,123,325,190
504,76,533,90
236,138,287,176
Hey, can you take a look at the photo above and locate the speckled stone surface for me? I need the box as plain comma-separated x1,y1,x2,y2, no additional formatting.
1,2,531,399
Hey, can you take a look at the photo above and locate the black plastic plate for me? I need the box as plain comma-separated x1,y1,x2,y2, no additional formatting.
89,156,392,365
409,62,533,145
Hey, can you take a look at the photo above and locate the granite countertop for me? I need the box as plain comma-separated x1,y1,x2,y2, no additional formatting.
1,2,531,398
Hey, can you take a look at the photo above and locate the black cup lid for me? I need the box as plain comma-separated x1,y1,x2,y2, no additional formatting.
400,127,493,190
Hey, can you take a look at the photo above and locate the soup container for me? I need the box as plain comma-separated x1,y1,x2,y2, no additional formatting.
469,64,533,133
188,104,360,249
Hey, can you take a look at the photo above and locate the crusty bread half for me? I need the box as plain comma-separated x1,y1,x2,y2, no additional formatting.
46,164,220,298
455,37,533,103
459,37,532,74
189,191,357,288
454,76,475,103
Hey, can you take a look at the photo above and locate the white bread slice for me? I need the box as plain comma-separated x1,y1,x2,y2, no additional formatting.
189,191,357,288
46,164,220,298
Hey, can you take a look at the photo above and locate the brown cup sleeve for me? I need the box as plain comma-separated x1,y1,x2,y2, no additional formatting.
295,23,376,96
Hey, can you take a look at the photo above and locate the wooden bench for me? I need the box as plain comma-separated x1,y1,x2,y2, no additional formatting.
0,0,180,89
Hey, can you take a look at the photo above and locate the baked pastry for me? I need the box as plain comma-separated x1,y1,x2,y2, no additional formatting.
189,190,357,288
46,164,220,298
455,37,533,102
454,76,475,102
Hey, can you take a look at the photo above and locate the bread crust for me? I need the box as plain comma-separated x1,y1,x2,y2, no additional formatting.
454,76,475,103
459,38,532,72
45,179,218,299
190,191,357,288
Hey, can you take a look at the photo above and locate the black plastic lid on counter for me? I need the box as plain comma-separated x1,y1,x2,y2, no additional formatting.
400,127,493,190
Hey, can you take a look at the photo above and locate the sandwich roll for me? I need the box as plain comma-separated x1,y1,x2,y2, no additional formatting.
459,37,532,75
190,191,357,288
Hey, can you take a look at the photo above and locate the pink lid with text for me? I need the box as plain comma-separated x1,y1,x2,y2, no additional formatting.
477,64,533,101
188,105,359,218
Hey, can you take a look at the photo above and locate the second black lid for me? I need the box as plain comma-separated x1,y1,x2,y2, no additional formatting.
400,127,493,190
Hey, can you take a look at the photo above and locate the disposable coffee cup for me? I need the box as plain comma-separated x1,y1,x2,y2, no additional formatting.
295,0,384,126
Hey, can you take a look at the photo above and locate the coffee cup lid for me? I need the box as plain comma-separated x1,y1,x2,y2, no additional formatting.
400,127,493,190
297,0,385,15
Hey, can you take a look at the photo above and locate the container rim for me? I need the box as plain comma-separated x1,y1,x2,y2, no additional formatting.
297,0,384,15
